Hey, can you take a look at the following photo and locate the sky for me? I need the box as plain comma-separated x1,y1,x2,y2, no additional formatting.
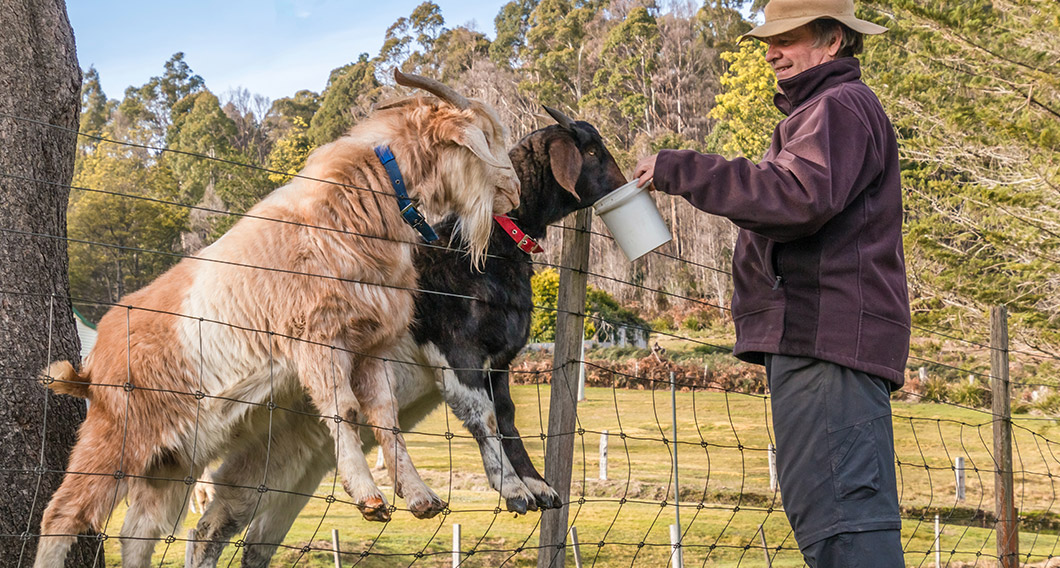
67,0,513,103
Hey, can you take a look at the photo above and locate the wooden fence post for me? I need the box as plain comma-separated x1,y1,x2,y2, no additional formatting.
538,209,592,568
991,305,1018,568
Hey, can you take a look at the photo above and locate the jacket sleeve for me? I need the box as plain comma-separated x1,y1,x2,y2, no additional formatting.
654,97,879,243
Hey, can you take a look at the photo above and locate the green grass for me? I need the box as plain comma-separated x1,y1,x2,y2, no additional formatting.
101,385,1060,566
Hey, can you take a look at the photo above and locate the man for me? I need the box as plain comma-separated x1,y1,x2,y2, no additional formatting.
633,0,909,566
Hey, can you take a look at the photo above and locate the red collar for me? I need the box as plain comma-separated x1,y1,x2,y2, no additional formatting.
493,215,543,254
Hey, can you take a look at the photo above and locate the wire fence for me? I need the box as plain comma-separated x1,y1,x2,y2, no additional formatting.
3,110,1059,567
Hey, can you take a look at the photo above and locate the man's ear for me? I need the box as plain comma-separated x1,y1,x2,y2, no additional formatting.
548,137,582,198
829,28,843,57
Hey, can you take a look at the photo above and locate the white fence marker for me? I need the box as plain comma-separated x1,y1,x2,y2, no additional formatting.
599,430,608,481
955,456,966,501
570,526,583,568
332,528,341,568
768,443,778,493
669,524,684,568
934,514,942,568
578,340,586,401
453,523,461,567
670,372,683,568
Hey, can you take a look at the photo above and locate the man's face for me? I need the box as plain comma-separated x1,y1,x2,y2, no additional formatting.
763,24,839,81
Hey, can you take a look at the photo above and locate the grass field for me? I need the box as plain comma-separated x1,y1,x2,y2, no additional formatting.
99,383,1060,567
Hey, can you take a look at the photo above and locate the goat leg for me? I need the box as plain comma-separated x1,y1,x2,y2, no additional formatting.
356,360,446,519
438,353,536,514
489,366,561,510
297,346,389,522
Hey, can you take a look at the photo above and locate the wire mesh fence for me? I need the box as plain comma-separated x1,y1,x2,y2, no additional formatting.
3,110,1060,567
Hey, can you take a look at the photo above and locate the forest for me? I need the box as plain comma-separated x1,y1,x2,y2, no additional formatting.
69,0,1060,355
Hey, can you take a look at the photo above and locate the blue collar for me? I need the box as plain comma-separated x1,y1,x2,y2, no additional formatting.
373,145,438,243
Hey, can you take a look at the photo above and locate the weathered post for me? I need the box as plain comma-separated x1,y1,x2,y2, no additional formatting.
332,528,342,568
955,456,966,501
599,430,608,481
991,305,1017,568
538,209,592,568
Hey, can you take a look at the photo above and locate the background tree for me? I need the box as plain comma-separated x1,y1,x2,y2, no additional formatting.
709,40,780,159
524,0,604,109
266,89,321,142
862,0,1060,345
68,139,188,321
490,0,540,68
266,116,313,186
307,54,382,147
582,5,661,147
429,26,491,83
222,87,274,166
120,52,204,148
77,66,114,160
0,0,100,564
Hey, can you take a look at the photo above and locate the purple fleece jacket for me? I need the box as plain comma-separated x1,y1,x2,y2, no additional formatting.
655,57,910,385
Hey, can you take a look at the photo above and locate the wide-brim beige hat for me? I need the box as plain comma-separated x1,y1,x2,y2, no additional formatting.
742,0,888,40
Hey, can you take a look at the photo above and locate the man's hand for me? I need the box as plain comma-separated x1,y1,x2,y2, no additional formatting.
633,153,659,190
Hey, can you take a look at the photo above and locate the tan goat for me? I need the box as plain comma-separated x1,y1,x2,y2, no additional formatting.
33,71,519,568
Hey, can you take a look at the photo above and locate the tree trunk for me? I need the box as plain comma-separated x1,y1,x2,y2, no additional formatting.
0,1,98,566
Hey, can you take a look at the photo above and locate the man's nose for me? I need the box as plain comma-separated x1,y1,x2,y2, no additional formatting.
765,43,779,62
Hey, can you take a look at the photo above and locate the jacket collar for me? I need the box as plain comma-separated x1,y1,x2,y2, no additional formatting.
774,57,862,115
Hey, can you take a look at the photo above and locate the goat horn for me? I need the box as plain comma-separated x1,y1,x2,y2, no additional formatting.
543,105,576,131
394,68,470,110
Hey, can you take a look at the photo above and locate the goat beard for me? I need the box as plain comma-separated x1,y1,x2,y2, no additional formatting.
452,190,494,271
431,151,510,271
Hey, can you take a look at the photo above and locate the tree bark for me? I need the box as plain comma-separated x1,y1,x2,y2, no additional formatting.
0,1,98,566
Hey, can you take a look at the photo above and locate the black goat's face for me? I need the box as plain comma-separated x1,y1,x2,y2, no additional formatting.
546,120,626,207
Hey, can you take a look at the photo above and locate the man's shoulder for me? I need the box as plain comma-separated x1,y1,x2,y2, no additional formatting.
786,81,884,129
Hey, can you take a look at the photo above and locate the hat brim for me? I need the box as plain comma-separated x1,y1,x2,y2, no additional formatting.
740,15,888,41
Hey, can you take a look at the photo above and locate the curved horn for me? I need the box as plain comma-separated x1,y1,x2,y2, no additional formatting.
394,68,470,110
543,105,576,131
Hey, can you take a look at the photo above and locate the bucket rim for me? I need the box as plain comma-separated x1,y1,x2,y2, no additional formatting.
592,179,649,215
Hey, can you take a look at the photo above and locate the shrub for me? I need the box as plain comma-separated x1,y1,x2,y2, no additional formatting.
920,376,950,403
681,313,704,332
651,315,675,333
949,381,989,408
530,268,649,344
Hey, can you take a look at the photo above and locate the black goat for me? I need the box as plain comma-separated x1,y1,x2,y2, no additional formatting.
190,109,625,567
398,108,626,513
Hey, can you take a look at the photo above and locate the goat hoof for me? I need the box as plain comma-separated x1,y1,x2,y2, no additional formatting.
537,486,561,509
359,497,391,522
409,497,447,519
505,496,529,515
535,492,557,510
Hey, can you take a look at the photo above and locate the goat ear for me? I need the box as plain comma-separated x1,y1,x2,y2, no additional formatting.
548,137,582,198
458,126,509,170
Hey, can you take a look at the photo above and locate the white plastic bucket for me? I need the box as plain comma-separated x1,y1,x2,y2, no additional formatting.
593,180,673,262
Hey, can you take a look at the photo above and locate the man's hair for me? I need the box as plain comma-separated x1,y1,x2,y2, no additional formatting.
809,18,864,58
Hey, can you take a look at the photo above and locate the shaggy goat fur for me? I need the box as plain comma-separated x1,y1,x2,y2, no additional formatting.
187,114,626,567
33,84,519,568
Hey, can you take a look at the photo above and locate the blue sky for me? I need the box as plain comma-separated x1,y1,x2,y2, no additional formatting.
67,0,512,102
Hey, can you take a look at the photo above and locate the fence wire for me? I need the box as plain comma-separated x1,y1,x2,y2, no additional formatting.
3,111,1059,567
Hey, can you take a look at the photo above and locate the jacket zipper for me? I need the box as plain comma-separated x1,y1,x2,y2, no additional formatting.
770,244,784,290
